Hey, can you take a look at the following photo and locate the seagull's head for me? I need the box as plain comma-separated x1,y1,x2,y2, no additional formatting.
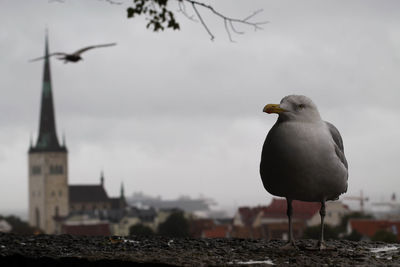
263,95,321,122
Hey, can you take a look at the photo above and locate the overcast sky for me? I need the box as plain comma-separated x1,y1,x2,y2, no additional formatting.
1,0,400,216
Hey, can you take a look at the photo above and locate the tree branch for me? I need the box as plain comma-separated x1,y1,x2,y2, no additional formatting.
177,0,198,22
125,0,267,41
191,2,215,41
183,0,267,41
104,0,123,5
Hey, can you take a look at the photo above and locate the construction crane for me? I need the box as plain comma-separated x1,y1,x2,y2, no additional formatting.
343,190,369,212
372,193,400,208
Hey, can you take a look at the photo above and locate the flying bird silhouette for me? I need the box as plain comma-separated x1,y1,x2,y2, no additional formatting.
29,43,117,63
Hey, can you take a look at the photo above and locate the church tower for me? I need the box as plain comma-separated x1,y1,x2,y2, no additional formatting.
28,33,69,234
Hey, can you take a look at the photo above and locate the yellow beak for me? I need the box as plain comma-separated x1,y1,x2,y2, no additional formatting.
263,104,286,114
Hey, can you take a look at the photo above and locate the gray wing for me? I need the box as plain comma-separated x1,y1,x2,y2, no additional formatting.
29,52,67,62
325,121,348,170
73,43,117,55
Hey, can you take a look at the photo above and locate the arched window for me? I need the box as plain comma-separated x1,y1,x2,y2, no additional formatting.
50,165,63,174
55,206,59,217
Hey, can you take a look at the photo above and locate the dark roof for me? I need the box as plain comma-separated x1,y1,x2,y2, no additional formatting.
109,197,126,210
126,207,157,222
30,32,66,153
261,198,320,221
189,218,215,238
350,219,400,240
69,185,109,203
203,225,231,238
237,206,269,227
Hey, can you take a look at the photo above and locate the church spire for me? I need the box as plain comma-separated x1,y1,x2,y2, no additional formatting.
120,182,125,199
30,31,66,153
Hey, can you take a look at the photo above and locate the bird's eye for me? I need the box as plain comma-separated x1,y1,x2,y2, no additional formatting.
298,104,305,109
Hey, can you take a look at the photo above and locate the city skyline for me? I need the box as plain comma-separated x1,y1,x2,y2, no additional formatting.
1,0,400,216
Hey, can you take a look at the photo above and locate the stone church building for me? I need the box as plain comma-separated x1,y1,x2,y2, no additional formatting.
28,35,125,234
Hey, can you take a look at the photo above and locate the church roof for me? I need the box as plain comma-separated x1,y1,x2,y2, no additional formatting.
69,185,109,203
109,197,127,210
30,32,66,153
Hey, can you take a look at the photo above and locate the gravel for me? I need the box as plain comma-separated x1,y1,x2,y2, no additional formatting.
0,233,399,266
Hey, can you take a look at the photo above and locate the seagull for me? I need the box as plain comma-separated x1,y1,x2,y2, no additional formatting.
29,43,117,63
260,95,348,250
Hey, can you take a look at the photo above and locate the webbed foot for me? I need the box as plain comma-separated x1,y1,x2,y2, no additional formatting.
306,240,334,251
279,240,298,250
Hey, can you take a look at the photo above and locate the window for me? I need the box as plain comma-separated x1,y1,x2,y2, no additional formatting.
32,166,41,175
35,208,40,228
50,165,63,174
59,190,62,197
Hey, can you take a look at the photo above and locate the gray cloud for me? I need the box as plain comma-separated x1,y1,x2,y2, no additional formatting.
1,0,400,213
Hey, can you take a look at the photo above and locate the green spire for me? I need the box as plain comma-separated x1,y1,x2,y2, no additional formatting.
30,31,66,153
120,182,125,199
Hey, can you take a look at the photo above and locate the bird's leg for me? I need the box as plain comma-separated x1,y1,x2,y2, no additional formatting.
317,200,327,250
280,198,297,250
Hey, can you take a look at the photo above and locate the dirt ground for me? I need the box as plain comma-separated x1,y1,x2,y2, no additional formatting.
1,233,399,266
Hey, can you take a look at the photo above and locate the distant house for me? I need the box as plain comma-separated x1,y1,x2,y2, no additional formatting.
253,199,320,240
307,201,350,227
348,219,400,241
202,225,231,238
69,174,127,219
114,206,158,236
62,222,111,236
188,218,232,238
232,198,349,240
48,174,128,236
0,220,12,233
61,213,111,236
233,206,268,228
113,216,141,236
232,206,269,238
69,184,111,213
190,218,215,238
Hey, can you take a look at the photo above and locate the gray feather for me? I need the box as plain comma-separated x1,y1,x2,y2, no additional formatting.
325,121,348,170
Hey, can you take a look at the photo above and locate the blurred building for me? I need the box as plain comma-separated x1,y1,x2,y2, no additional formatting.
370,193,400,220
0,220,12,233
127,192,216,213
28,34,69,234
202,224,231,238
27,35,126,235
231,198,349,240
348,219,400,241
61,216,111,236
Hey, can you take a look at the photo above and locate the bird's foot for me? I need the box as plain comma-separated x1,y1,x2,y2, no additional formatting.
279,240,298,250
306,240,334,251
316,240,327,250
